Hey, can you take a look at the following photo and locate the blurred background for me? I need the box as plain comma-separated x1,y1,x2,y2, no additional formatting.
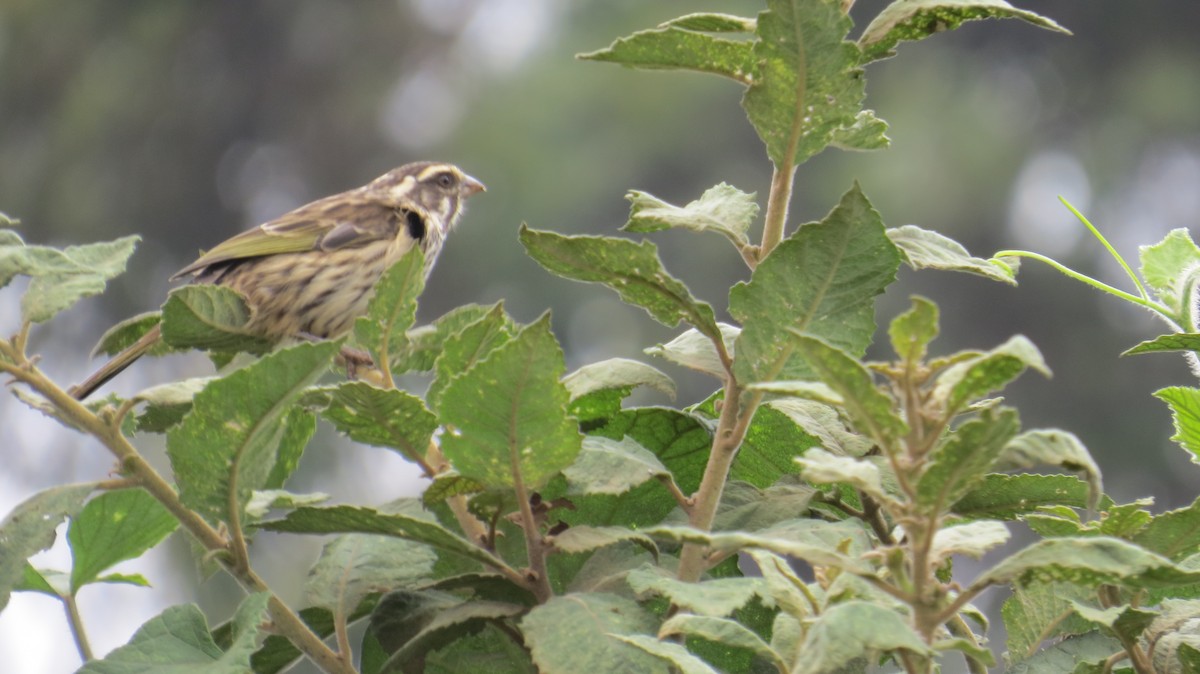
2,1,1199,671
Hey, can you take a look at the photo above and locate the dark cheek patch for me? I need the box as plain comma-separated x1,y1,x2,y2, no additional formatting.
405,210,426,241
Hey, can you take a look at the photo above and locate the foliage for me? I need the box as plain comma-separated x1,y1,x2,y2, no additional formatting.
2,2,1198,674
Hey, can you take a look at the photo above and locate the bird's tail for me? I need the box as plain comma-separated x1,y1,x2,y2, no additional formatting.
70,324,163,400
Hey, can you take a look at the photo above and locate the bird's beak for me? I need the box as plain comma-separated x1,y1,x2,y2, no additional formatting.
461,174,486,197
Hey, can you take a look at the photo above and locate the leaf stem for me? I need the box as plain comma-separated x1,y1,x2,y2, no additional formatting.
0,344,353,674
1059,197,1149,300
63,593,93,663
994,250,1169,319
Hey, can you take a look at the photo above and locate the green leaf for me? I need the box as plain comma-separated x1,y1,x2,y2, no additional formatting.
440,314,583,491
549,526,659,560
611,635,720,674
421,472,485,508
1002,580,1097,661
889,296,940,363
79,592,270,673
859,0,1069,63
353,246,426,367
645,324,740,379
628,568,762,617
743,0,864,166
1069,601,1157,642
68,488,178,593
732,399,822,487
1158,387,1200,464
930,521,1011,565
933,335,1050,413
1126,333,1200,357
244,490,329,519
371,592,526,670
422,623,536,674
1006,632,1124,673
979,537,1200,590
952,473,1093,520
131,378,213,433
830,110,891,151
167,341,337,526
0,212,19,229
16,564,57,596
1134,497,1200,561
305,533,436,617
563,357,676,405
660,614,784,670
398,302,503,373
90,311,174,357
997,429,1103,511
307,382,436,464
520,225,721,341
0,235,140,323
623,184,759,248
790,334,907,448
1141,229,1200,313
796,448,888,502
563,436,670,496
258,505,508,573
160,285,272,354
730,183,899,385
426,302,515,411
917,408,1021,512
712,480,816,533
766,398,872,457
0,483,95,610
663,13,756,33
646,525,870,574
888,224,1018,284
578,24,755,82
521,593,669,674
793,601,931,674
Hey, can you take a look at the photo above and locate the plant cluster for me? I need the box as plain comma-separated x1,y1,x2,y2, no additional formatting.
5,2,1200,673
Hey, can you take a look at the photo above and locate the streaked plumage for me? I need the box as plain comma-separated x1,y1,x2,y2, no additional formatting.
70,161,484,400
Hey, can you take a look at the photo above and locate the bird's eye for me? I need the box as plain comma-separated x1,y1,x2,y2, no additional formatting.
435,172,455,189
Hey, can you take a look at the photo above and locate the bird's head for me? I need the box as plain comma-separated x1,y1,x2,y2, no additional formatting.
369,162,486,235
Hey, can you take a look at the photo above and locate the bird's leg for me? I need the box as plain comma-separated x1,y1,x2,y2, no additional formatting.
296,332,375,380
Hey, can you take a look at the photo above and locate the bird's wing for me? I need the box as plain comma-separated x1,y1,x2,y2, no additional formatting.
170,198,396,280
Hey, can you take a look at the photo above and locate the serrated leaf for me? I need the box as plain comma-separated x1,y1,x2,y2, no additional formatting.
68,488,178,593
712,480,816,532
730,183,899,385
579,24,755,82
308,382,436,464
660,613,783,670
440,314,583,491
1134,497,1200,561
1006,632,1124,672
663,13,756,33
933,335,1050,413
1002,580,1097,660
166,342,337,526
890,296,939,363
549,526,658,560
427,302,515,411
1069,601,1157,642
1141,229,1200,313
91,311,174,358
888,224,1017,284
796,448,887,502
522,593,668,674
997,429,1103,511
952,473,1093,520
563,357,676,403
305,533,436,617
258,505,507,573
79,592,270,674
830,110,891,151
1126,334,1200,357
0,235,140,323
789,333,908,447
930,521,1010,566
624,184,758,248
160,285,272,353
353,246,426,367
859,0,1069,63
917,408,1021,512
399,302,502,373
793,601,931,674
1158,387,1200,465
978,537,1200,590
563,435,670,496
372,593,525,669
422,624,536,674
244,490,329,519
132,378,213,433
646,525,870,574
422,472,485,508
628,568,762,617
520,225,721,341
645,323,739,379
0,483,95,610
612,635,720,674
749,550,812,619
743,0,864,166
766,398,872,457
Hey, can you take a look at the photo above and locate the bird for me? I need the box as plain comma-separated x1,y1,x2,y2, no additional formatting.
70,161,485,400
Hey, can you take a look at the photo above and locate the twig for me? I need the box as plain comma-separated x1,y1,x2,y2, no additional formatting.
63,593,93,663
